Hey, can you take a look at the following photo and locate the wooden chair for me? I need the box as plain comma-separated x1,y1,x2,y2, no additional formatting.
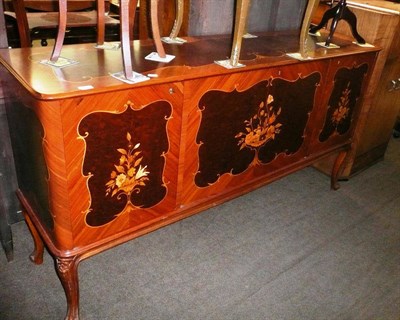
6,0,169,80
4,0,119,48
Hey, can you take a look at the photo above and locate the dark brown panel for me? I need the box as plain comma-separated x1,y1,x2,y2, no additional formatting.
195,72,320,187
319,63,369,142
79,101,171,227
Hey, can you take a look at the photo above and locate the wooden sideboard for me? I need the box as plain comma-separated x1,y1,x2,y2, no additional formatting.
313,0,400,177
0,30,378,319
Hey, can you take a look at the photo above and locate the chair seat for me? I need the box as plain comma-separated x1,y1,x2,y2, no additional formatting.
5,10,118,29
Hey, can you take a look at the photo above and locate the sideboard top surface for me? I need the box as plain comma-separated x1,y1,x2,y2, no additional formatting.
0,30,379,100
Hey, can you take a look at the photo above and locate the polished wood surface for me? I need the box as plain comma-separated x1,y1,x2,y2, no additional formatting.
1,31,378,319
0,31,377,99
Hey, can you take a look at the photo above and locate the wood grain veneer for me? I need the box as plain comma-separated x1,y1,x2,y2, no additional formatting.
0,31,378,319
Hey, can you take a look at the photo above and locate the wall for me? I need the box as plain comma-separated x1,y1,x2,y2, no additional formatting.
188,0,307,36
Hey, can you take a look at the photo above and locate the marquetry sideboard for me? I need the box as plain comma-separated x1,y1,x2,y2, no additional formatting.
0,31,378,319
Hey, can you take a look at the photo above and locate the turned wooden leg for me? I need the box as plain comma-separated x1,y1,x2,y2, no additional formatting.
56,256,80,320
22,211,44,265
331,149,348,190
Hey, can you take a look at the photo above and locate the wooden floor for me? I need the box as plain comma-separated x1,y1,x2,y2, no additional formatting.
0,137,399,319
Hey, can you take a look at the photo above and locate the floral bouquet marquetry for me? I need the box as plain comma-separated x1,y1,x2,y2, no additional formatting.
105,132,150,205
331,83,350,130
235,94,282,165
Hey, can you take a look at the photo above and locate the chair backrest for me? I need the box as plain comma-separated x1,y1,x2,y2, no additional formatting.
9,0,103,48
11,0,30,47
23,0,96,12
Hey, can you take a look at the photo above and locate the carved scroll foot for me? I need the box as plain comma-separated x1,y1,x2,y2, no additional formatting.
22,211,44,265
331,149,348,190
56,256,80,320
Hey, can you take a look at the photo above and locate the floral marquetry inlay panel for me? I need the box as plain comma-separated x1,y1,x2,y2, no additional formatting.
78,101,172,227
195,73,321,187
319,63,369,142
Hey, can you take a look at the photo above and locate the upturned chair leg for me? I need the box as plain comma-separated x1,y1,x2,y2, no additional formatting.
299,0,320,58
169,0,184,39
50,0,67,62
151,0,166,58
97,0,106,45
120,0,138,80
230,0,251,66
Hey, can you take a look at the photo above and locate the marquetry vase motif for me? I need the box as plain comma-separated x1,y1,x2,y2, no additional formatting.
105,132,150,209
195,73,321,187
331,82,351,129
235,94,282,165
78,100,171,227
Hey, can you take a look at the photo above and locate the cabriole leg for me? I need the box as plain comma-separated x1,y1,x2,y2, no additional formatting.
22,211,44,264
56,256,80,320
331,149,348,190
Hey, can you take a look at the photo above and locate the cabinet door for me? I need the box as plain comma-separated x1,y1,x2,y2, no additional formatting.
180,63,324,207
8,82,183,250
67,83,183,248
311,53,376,153
356,35,400,157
